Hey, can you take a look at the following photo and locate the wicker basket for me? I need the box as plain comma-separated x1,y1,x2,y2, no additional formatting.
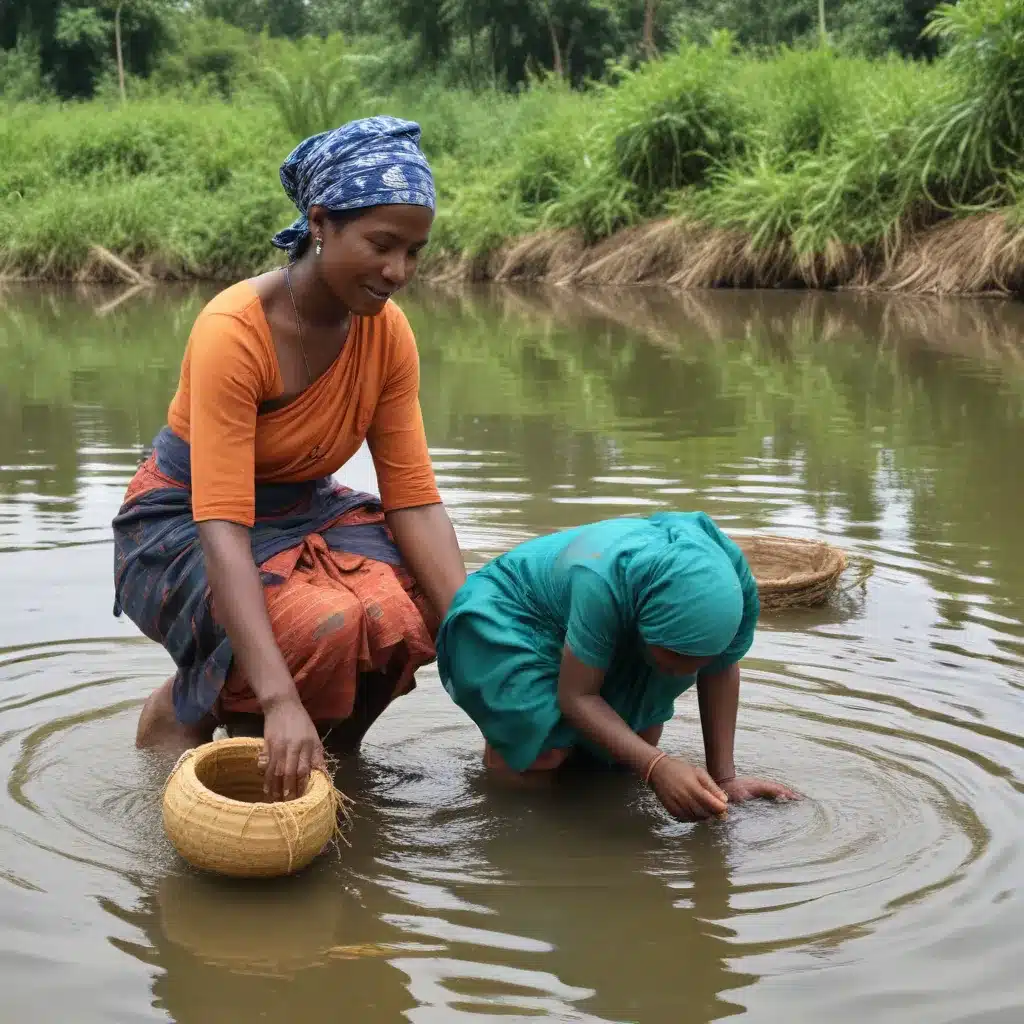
162,737,344,879
731,533,848,612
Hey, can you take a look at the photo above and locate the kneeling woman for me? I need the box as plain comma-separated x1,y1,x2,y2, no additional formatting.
437,512,797,821
113,117,465,801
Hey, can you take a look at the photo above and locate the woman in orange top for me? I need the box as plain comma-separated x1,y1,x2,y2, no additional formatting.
112,117,466,801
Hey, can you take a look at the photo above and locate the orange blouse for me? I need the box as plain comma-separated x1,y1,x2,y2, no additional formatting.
166,281,440,526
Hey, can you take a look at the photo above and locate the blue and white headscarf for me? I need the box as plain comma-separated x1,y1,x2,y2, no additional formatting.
271,116,436,261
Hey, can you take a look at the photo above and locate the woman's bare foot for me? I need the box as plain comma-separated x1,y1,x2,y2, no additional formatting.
136,677,214,754
481,743,570,788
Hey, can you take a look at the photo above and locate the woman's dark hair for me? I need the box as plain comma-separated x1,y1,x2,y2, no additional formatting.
293,207,373,259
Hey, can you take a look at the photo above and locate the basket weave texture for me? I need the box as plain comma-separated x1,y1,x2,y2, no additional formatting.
731,533,848,612
162,737,341,879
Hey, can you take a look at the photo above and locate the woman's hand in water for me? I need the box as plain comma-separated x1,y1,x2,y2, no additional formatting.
650,757,730,821
717,775,800,806
260,696,325,802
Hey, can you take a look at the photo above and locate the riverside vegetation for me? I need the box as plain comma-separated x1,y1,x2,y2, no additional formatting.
3,0,1024,296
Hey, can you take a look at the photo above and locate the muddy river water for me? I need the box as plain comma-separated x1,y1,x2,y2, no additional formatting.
0,282,1021,1023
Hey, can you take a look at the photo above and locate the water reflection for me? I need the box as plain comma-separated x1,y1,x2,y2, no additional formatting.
6,280,1022,644
0,281,1023,1022
106,752,755,1023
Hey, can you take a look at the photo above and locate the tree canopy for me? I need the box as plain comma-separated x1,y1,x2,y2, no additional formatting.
1,0,945,99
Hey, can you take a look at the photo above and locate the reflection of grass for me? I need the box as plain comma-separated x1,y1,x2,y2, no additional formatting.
0,284,211,501
410,284,1024,631
2,282,1024,619
0,284,209,409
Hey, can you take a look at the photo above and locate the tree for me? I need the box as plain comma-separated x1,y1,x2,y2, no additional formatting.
643,0,658,57
198,0,265,33
530,0,621,79
199,0,308,39
2,0,175,97
397,0,623,87
607,0,683,60
0,0,948,103
833,0,942,58
392,0,454,67
668,0,942,58
113,1,125,99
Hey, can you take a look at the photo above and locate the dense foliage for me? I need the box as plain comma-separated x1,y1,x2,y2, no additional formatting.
4,0,1023,289
2,0,943,99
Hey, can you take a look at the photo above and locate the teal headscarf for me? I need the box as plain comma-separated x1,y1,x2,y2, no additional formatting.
625,512,759,664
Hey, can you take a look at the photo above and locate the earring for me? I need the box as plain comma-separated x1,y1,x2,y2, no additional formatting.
315,237,323,256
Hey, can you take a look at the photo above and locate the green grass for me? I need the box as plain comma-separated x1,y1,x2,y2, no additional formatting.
3,1,1024,281
0,99,296,279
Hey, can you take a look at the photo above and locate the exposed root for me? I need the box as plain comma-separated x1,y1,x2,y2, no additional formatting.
574,221,697,286
7,212,1024,299
421,211,1024,299
874,212,1024,296
76,244,154,286
492,229,585,283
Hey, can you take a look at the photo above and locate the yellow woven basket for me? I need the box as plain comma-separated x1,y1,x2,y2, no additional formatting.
162,737,344,879
730,533,848,613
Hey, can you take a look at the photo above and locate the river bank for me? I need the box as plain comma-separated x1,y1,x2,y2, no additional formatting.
5,212,1023,300
423,212,1024,297
3,4,1024,297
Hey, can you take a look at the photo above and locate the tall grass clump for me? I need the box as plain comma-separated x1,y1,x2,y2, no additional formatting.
606,36,745,203
261,34,372,142
7,0,1024,293
657,0,1024,267
420,78,600,256
690,54,939,255
0,99,294,279
606,35,746,204
740,45,860,161
543,34,746,241
910,0,1024,208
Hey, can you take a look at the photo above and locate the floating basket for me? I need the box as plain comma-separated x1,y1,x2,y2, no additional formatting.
162,737,346,879
731,534,848,612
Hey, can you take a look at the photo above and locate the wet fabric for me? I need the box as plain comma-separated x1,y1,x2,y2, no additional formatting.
436,512,759,772
271,116,436,260
112,428,437,726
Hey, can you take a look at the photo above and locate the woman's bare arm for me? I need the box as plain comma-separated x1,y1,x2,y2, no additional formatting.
698,662,739,782
558,647,729,819
199,522,293,704
697,662,800,804
557,648,660,775
198,521,322,800
386,503,466,620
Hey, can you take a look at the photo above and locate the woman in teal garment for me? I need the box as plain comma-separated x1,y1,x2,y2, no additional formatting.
436,511,799,821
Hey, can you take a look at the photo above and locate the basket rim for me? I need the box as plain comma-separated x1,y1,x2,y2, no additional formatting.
730,531,848,594
172,736,331,813
733,531,847,568
730,532,841,550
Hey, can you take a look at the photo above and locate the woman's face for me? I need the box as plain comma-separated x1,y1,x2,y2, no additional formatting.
309,203,433,315
646,646,714,677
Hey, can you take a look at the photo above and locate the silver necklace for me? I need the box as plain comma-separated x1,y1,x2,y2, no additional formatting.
284,264,314,385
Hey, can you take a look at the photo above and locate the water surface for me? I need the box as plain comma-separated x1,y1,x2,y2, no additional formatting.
0,282,1022,1023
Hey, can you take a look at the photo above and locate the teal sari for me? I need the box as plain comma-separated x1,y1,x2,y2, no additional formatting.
436,512,760,772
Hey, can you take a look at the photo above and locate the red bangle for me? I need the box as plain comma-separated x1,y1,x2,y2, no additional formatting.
644,751,669,786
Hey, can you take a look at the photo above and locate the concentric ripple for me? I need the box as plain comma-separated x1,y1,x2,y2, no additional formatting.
1,283,1023,1023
